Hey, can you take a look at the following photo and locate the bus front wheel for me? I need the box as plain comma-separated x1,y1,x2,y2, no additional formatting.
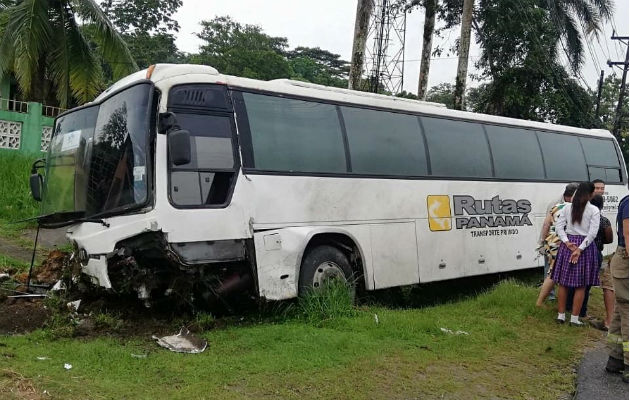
298,245,354,297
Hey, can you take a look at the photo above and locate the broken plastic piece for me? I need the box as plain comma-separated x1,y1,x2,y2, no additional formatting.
36,357,50,360
152,327,207,354
66,300,81,312
63,363,72,370
51,280,65,291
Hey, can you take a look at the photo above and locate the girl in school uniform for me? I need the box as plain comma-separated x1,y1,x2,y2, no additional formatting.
552,181,600,326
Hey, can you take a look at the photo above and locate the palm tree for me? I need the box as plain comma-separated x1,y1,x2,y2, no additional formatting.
546,0,613,74
0,0,136,107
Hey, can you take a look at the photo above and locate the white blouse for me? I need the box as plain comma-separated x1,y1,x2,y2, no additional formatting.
556,202,601,250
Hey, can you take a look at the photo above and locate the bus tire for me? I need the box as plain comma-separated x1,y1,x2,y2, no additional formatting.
298,245,355,297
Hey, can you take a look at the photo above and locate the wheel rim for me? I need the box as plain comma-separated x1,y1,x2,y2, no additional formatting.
312,261,346,288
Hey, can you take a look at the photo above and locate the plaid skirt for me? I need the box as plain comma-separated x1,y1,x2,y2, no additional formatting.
551,234,600,288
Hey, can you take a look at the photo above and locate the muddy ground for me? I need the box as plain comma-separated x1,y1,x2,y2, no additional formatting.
0,299,51,335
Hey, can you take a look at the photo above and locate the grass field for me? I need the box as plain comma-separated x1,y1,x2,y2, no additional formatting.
0,152,39,240
0,280,606,400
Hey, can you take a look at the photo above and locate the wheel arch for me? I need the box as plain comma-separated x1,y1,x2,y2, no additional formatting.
298,229,368,291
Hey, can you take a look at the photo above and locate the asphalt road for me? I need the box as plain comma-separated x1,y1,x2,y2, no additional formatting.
575,339,628,400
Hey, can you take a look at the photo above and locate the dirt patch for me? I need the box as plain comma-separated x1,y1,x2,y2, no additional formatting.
0,369,44,400
0,299,51,335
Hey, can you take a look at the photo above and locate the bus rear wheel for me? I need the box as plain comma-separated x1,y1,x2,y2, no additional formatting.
298,245,355,297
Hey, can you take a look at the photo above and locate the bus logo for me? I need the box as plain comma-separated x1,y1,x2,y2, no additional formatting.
427,195,452,231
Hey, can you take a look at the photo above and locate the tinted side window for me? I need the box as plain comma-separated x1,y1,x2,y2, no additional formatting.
579,137,620,167
537,132,587,181
485,126,545,179
421,117,492,178
171,114,234,170
341,107,427,175
242,93,346,173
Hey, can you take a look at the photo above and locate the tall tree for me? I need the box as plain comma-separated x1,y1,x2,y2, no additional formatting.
453,0,473,110
348,0,374,90
101,0,184,69
287,47,350,87
0,0,136,107
192,16,291,80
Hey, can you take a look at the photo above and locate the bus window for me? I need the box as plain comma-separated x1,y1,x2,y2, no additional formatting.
340,106,427,176
420,116,492,178
537,131,588,181
485,125,545,180
168,113,236,206
580,137,622,183
242,93,346,173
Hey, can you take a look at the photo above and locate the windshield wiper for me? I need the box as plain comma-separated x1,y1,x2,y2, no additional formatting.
68,217,110,228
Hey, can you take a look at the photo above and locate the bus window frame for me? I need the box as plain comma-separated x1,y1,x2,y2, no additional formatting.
230,86,628,186
165,83,242,210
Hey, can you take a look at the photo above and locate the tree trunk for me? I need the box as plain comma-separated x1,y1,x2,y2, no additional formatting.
348,0,374,90
417,0,437,99
454,0,474,110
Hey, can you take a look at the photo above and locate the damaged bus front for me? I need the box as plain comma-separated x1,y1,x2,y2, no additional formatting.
31,70,257,307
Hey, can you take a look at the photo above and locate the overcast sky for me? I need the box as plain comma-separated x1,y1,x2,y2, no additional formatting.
174,1,629,94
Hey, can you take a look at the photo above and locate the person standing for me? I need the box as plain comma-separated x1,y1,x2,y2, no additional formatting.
536,183,578,306
552,182,600,326
592,179,616,329
605,194,629,382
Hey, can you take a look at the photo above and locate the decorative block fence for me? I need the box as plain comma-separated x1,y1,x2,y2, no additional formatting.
0,99,60,154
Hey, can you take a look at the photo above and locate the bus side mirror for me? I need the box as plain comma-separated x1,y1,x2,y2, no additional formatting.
30,159,45,202
168,129,191,166
30,173,43,202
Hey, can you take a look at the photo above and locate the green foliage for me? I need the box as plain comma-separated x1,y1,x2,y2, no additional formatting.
287,47,349,88
93,312,123,331
0,152,39,222
296,279,357,325
469,0,606,127
0,0,136,107
192,16,290,81
100,0,184,71
425,82,456,108
100,0,182,35
194,312,215,331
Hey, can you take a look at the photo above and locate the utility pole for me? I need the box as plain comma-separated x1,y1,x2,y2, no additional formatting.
608,36,629,141
595,70,604,121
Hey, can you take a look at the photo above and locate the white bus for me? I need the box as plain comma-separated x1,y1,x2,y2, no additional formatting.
31,64,628,305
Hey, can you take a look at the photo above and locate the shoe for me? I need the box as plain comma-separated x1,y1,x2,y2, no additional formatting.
605,356,624,373
556,318,565,324
588,318,607,331
569,320,585,327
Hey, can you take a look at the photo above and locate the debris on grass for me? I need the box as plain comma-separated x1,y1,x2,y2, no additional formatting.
153,327,207,354
36,357,49,361
440,327,470,335
63,363,72,370
66,300,81,312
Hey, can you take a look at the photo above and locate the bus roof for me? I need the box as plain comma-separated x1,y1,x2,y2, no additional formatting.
97,64,613,139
